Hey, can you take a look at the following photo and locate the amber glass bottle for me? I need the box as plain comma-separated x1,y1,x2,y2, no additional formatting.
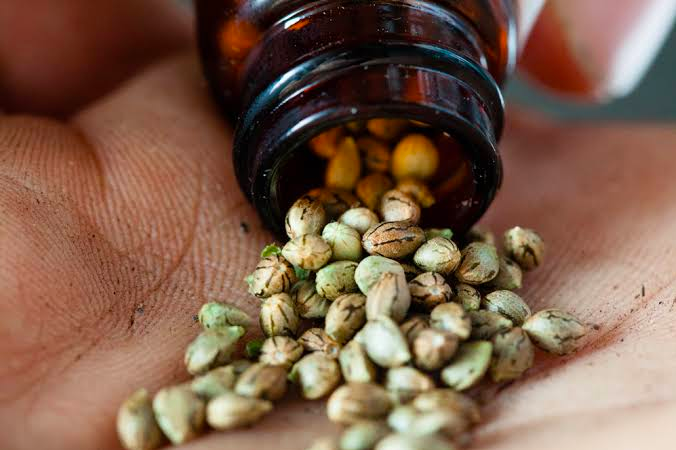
196,0,543,237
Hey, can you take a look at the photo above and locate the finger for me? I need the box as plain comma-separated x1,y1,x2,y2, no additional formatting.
0,0,191,116
519,0,676,100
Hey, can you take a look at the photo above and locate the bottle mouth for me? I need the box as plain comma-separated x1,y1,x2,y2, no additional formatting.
234,44,503,239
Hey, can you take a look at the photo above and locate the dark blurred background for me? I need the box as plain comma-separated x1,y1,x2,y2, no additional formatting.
507,25,676,120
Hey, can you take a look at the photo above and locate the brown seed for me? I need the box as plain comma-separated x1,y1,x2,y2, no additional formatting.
400,315,430,345
248,254,298,298
396,178,436,208
357,136,391,173
413,237,461,275
412,389,481,425
453,284,481,311
388,405,470,439
455,242,499,285
391,134,439,181
522,309,587,355
117,389,163,450
379,190,421,224
408,272,453,311
482,290,531,326
503,226,545,270
234,363,288,401
384,367,435,404
206,391,273,430
413,328,458,371
310,126,344,159
339,207,380,235
325,293,367,344
282,234,332,270
298,328,342,358
152,386,206,445
356,173,395,210
367,118,408,141
469,310,513,340
259,336,304,369
465,226,496,246
366,272,411,323
291,279,331,319
326,136,362,190
400,262,423,282
490,328,534,382
362,221,425,259
339,340,377,383
487,256,523,290
307,188,360,220
346,121,366,133
259,293,300,337
430,303,471,340
327,383,393,424
285,195,328,239
290,352,342,399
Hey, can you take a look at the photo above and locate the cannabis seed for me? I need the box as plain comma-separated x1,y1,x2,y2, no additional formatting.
291,279,331,319
487,256,523,290
412,389,480,425
367,118,408,141
339,207,380,235
413,237,461,275
310,126,344,159
340,421,390,450
306,437,340,450
326,136,362,191
385,366,435,404
355,256,406,294
482,290,531,325
380,190,421,224
357,136,391,173
452,284,481,311
307,188,361,220
339,340,377,384
440,341,492,391
391,134,439,181
413,328,458,372
455,242,499,285
465,226,495,246
286,195,328,239
375,433,455,450
152,386,206,445
206,391,273,430
356,173,395,211
362,221,425,259
396,178,436,208
325,293,367,344
490,327,534,382
299,328,342,358
282,234,332,270
503,226,545,271
468,310,513,340
522,309,587,355
327,383,393,424
190,366,238,400
366,272,411,323
316,261,360,300
290,352,342,399
323,222,363,261
259,293,300,337
430,303,471,340
117,389,163,450
249,254,298,298
400,315,430,345
424,228,453,241
198,302,251,332
408,272,453,311
184,326,245,375
234,363,287,401
259,336,304,369
357,316,411,368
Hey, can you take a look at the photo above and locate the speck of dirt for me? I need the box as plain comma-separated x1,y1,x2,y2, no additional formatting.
240,221,250,233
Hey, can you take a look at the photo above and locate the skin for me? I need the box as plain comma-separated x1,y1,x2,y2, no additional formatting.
0,1,675,449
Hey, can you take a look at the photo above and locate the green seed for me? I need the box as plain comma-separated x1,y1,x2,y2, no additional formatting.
206,391,273,430
490,328,534,382
424,228,453,241
340,421,390,450
285,195,328,239
339,340,377,384
468,310,513,340
357,316,411,368
327,383,393,424
455,242,499,285
503,226,545,271
290,352,342,399
399,315,430,345
234,363,288,401
384,366,435,404
152,386,205,445
325,293,367,344
355,256,406,294
339,207,380,235
380,189,421,224
430,303,471,340
261,243,283,257
259,336,304,369
184,326,245,375
282,234,333,270
375,433,456,450
291,279,331,319
408,272,453,311
299,327,342,358
366,272,411,323
117,389,163,450
413,237,461,275
412,328,458,372
487,257,523,290
453,284,481,311
522,309,587,355
259,293,300,337
482,290,531,325
440,341,492,391
198,302,252,331
248,255,298,298
362,221,426,260
322,222,363,261
245,339,264,360
316,261,360,300
190,366,237,400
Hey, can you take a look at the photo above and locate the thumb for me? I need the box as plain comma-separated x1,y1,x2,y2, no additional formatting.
519,0,676,101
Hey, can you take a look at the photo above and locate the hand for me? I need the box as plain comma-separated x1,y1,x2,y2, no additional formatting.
0,1,674,449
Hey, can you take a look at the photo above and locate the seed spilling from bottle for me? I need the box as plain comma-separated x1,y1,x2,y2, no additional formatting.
116,119,587,450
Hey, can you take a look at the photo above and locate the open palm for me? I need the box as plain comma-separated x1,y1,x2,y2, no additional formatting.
1,1,675,449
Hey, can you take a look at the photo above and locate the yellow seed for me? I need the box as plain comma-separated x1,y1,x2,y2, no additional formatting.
310,126,344,159
396,178,436,208
357,137,391,173
326,137,362,190
355,173,394,211
367,118,409,141
391,134,439,181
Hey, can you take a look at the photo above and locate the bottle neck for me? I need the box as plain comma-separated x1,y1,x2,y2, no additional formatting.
233,0,505,237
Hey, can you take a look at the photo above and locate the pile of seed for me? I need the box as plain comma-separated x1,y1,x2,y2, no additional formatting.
117,119,588,450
